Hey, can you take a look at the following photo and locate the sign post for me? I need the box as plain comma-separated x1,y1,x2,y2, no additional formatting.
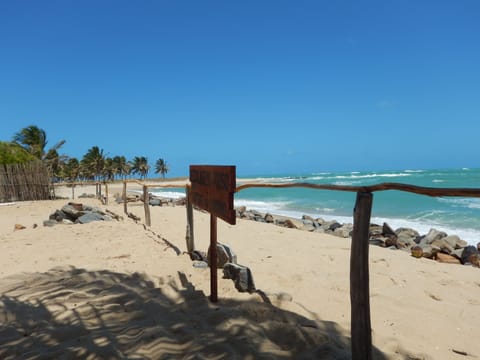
189,165,236,302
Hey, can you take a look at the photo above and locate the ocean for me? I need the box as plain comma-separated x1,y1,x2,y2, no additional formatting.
150,168,480,245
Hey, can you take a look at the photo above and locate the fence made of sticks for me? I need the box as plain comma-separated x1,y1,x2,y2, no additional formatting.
0,161,52,202
234,181,480,360
100,178,480,360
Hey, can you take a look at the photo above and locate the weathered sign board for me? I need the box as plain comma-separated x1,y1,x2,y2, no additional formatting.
189,165,236,303
189,165,236,225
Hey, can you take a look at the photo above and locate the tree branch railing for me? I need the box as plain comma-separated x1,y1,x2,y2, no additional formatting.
235,181,480,360
236,181,480,198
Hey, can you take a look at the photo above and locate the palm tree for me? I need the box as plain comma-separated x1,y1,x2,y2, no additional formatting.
61,157,80,182
12,125,65,160
80,146,105,181
112,155,131,180
102,157,117,181
154,158,169,179
131,156,150,180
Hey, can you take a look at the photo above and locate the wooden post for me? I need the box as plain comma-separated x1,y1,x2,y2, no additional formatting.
350,191,373,360
123,181,127,215
105,183,109,205
185,184,195,253
143,185,151,227
71,184,75,199
210,214,218,303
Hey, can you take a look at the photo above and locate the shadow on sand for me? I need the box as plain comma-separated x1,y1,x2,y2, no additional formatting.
0,266,388,359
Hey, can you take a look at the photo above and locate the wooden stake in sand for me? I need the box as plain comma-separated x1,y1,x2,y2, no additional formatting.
190,165,236,303
143,185,151,227
185,184,195,253
122,181,127,215
350,191,373,360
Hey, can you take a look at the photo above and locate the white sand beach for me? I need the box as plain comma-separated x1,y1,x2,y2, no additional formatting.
1,182,479,359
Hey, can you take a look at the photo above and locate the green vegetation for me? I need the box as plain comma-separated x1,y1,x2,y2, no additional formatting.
0,141,36,164
1,125,170,182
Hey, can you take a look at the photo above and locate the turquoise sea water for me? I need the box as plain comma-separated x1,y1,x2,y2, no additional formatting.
152,168,480,245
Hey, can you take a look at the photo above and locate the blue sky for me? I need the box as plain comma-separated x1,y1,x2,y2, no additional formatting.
1,1,479,177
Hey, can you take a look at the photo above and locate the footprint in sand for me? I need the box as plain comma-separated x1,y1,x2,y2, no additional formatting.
425,292,442,302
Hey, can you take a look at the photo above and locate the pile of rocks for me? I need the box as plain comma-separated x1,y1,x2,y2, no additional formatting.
44,202,118,226
235,206,480,267
236,206,353,237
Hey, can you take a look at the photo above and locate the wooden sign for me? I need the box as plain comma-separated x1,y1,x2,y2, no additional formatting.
189,165,236,225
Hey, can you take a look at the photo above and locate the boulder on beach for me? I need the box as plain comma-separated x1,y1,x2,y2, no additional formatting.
45,203,119,226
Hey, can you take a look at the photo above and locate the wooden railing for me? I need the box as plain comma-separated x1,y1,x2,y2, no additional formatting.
61,178,480,360
235,182,480,360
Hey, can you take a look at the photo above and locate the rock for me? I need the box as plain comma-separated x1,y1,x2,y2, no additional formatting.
32,224,38,229
62,219,74,225
411,246,423,258
190,250,208,262
396,228,419,248
174,197,186,206
477,242,480,252
328,221,342,232
43,220,57,227
396,238,412,249
435,252,461,264
421,228,448,245
83,206,104,214
334,226,352,238
443,235,461,249
369,238,385,247
460,246,480,267
149,198,162,206
396,227,420,238
14,224,26,231
385,236,398,248
420,245,435,259
451,248,464,260
192,261,208,268
302,215,316,222
49,209,66,222
236,206,247,217
61,204,84,220
264,213,274,223
369,224,383,238
68,202,84,211
382,222,396,236
277,218,299,229
223,263,256,293
431,239,455,255
76,212,105,224
456,239,468,249
303,223,316,232
208,243,237,269
302,218,314,227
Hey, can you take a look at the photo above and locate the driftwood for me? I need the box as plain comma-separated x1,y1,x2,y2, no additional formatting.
127,212,140,222
236,182,480,198
105,209,123,221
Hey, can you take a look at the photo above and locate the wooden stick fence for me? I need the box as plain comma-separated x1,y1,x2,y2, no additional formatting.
53,177,480,359
235,181,480,360
122,180,188,227
53,181,111,204
0,161,51,202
